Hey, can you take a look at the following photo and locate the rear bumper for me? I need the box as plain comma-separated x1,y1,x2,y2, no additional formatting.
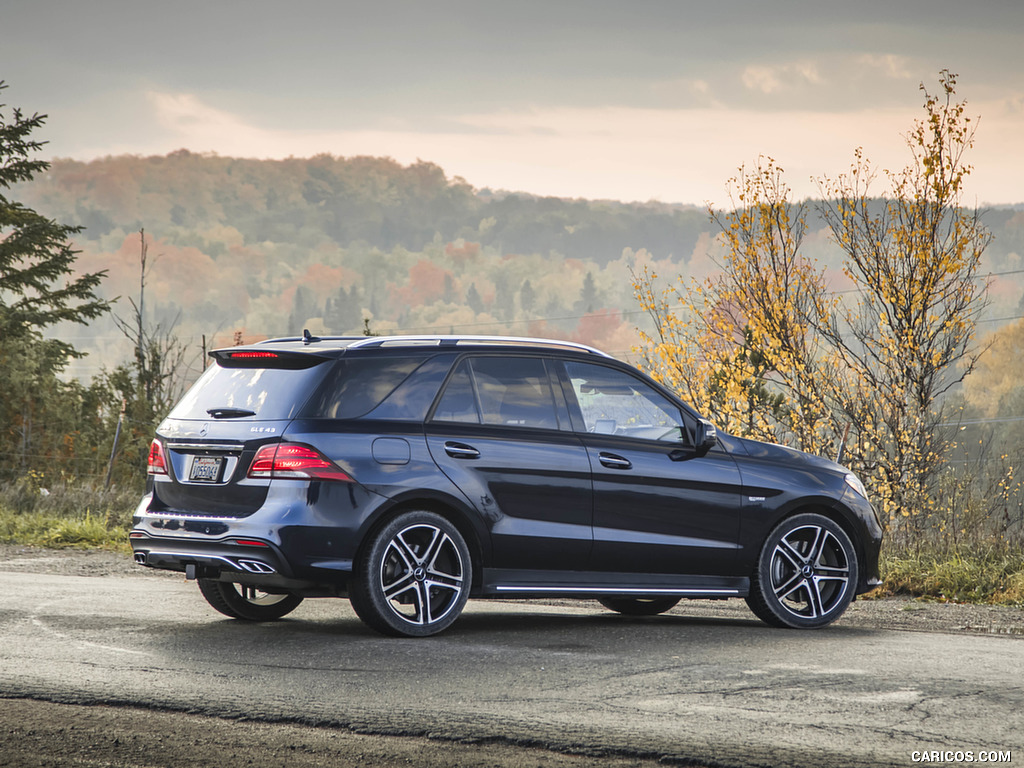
129,531,330,590
131,479,383,585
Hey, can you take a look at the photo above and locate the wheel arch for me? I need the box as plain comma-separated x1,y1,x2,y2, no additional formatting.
354,493,488,590
756,500,866,584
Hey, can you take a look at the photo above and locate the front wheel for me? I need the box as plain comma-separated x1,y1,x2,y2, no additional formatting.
598,596,681,616
349,511,471,637
197,579,303,621
746,513,858,629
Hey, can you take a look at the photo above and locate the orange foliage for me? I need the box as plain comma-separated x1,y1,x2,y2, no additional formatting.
570,310,625,348
295,263,356,305
445,240,480,262
389,259,454,308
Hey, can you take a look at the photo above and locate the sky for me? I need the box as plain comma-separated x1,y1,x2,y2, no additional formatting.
3,0,1023,207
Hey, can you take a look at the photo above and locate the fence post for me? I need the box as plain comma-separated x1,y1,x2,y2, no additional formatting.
104,399,127,489
835,422,851,465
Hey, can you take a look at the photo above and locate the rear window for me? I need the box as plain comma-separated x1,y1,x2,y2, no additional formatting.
301,357,424,419
168,360,332,421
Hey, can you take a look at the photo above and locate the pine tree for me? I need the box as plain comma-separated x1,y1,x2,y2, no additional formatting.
0,81,111,475
0,81,110,347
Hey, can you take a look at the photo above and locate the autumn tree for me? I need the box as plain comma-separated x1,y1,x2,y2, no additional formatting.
635,71,991,540
634,158,835,452
816,70,991,534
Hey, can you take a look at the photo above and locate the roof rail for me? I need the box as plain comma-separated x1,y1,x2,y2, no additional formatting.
346,334,612,357
257,335,364,345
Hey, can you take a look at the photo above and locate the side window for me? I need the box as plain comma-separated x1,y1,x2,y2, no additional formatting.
473,357,558,428
301,357,423,419
563,361,688,444
432,357,560,430
432,360,480,423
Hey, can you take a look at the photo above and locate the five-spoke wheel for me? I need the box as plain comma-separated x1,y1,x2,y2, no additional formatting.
746,513,858,629
197,579,303,621
350,510,471,637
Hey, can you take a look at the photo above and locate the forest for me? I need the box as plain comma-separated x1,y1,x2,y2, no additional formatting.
15,149,1024,370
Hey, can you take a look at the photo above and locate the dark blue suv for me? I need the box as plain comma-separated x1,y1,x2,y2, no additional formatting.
131,334,882,636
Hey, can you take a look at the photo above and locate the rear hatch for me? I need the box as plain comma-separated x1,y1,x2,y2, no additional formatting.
149,347,335,518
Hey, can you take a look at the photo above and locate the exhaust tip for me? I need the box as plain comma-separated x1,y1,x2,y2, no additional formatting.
237,559,277,574
133,552,147,565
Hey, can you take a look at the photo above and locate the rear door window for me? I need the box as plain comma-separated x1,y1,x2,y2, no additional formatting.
432,356,561,430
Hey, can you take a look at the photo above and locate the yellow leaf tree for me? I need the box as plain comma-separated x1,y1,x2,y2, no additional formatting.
635,71,992,543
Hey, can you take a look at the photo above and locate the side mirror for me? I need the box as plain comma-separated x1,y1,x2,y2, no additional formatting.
694,418,718,457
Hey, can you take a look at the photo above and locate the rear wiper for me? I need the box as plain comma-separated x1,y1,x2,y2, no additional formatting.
206,407,256,419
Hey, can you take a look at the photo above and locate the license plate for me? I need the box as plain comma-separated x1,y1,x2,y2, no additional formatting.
189,456,223,483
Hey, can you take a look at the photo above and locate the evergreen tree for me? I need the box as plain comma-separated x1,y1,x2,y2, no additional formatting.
0,82,111,477
288,285,318,336
575,271,598,314
466,283,483,314
1,82,109,346
324,285,362,334
519,279,535,315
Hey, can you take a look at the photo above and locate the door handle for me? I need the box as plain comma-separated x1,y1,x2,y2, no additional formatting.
598,452,632,470
444,442,481,459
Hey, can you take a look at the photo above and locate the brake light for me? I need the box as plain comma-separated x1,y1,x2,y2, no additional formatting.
228,351,279,359
147,440,167,475
248,443,354,482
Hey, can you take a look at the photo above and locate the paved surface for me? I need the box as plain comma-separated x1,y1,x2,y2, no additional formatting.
0,569,1022,767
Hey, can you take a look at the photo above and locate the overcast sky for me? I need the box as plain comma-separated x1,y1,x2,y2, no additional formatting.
3,0,1023,206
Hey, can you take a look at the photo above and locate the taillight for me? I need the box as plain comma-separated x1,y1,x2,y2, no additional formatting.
147,440,167,475
248,443,354,482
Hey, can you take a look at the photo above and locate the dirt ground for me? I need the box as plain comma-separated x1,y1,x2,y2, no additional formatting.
1,543,1021,767
0,697,671,768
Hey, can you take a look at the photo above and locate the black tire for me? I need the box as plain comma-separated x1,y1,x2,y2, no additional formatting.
197,579,303,621
746,513,858,629
597,596,681,616
349,510,471,637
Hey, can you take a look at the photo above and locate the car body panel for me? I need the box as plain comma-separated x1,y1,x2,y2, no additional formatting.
582,434,744,576
425,423,594,571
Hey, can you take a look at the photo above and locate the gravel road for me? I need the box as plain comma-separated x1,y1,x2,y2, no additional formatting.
1,543,1021,767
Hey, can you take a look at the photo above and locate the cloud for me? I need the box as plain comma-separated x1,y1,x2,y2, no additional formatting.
741,60,823,94
146,92,287,156
857,54,914,80
71,90,1024,207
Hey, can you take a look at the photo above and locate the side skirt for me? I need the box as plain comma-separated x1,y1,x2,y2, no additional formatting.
479,568,748,599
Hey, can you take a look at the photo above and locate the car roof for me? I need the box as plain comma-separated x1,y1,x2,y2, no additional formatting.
217,333,615,360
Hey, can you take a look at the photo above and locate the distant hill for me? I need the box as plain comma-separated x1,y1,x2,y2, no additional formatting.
24,151,711,264
13,151,1024,378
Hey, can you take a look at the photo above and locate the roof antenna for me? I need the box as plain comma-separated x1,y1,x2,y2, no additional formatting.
302,328,320,345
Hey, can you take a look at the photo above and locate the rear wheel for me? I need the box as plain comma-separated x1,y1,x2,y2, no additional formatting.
597,596,680,616
746,513,857,629
197,579,303,621
350,510,471,637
